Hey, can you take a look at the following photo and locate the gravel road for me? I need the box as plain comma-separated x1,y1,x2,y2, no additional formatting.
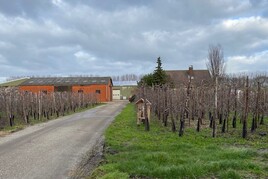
0,100,127,179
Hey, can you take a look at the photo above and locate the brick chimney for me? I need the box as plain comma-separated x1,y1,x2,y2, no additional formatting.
188,65,194,77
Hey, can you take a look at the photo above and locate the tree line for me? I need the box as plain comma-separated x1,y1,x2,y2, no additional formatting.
5,74,142,83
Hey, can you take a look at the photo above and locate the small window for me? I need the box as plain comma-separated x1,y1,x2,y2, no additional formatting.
42,90,48,94
78,90,83,93
23,91,29,95
96,90,101,94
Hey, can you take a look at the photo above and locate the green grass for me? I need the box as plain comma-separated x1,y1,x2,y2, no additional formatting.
0,78,28,87
90,104,268,179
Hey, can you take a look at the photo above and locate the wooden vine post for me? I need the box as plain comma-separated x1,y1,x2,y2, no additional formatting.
252,81,260,132
242,76,249,138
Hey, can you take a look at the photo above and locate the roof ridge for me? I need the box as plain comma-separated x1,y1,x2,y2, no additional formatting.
166,69,208,71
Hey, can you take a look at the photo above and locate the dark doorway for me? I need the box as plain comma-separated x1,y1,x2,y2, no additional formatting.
54,86,72,92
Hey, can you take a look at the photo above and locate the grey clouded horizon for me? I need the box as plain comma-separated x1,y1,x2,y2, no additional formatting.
0,0,267,81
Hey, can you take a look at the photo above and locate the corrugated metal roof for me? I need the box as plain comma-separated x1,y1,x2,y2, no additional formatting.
20,77,112,86
113,81,137,86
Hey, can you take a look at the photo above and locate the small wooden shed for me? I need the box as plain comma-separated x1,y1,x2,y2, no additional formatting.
135,98,151,125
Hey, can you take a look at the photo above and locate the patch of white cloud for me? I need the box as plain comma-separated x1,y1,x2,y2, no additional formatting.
227,50,268,73
51,0,65,8
74,50,96,64
224,0,251,13
0,54,7,63
228,55,256,65
246,39,268,49
0,13,59,37
142,30,170,45
0,41,14,49
108,61,132,67
222,16,268,31
0,14,36,34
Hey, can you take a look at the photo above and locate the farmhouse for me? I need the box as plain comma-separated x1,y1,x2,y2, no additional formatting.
166,65,211,87
19,77,113,102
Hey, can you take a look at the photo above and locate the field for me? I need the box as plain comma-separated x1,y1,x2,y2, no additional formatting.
90,103,268,179
0,88,101,135
0,103,102,137
0,78,28,87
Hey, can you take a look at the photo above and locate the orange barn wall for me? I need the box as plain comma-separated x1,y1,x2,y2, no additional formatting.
19,83,112,102
19,86,54,93
72,84,112,102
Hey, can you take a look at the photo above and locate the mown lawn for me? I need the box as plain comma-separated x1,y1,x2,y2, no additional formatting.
90,103,268,179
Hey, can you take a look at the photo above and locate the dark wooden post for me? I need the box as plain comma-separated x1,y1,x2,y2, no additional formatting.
242,76,249,138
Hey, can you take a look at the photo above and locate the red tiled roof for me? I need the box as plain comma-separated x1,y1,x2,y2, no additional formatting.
166,69,211,87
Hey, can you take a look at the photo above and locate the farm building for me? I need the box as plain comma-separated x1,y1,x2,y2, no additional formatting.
19,77,113,102
112,86,137,100
112,81,137,100
166,65,211,87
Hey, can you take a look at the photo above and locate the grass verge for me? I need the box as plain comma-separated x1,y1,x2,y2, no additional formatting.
90,103,268,179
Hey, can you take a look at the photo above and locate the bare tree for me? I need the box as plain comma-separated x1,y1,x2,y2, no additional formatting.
207,44,225,79
207,44,225,137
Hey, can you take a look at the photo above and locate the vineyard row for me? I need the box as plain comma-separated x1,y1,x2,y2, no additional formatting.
137,76,268,138
0,88,99,129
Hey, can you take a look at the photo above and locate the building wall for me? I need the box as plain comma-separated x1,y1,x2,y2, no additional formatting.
112,89,120,100
19,83,112,102
112,86,137,100
72,84,112,102
19,86,54,93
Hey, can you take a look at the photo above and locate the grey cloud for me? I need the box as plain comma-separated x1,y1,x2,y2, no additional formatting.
0,0,267,79
0,0,53,18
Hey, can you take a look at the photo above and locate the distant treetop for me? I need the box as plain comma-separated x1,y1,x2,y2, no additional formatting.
138,57,168,87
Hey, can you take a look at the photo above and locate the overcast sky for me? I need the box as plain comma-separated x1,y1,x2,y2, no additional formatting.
0,0,267,81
